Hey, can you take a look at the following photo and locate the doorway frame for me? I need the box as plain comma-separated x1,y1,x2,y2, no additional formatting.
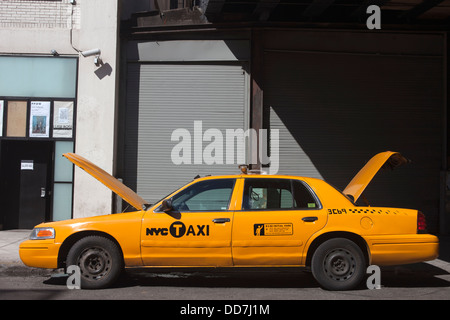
0,97,77,230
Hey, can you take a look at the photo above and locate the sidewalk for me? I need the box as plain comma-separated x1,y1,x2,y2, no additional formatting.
0,229,54,276
0,229,449,276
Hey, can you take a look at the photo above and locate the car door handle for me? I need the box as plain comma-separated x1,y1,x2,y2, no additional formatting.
302,216,318,222
213,218,230,224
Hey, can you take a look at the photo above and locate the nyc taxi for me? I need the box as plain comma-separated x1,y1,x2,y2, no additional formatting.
19,151,439,290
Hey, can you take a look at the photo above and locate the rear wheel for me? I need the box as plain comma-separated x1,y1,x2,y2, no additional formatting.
66,236,123,289
311,238,366,291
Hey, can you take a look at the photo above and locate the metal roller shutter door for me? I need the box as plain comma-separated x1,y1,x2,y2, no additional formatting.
265,51,443,232
125,63,248,204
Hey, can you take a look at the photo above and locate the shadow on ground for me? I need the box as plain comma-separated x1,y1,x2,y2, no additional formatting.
43,263,450,290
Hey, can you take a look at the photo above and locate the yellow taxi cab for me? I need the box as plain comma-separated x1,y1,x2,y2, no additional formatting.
19,151,439,290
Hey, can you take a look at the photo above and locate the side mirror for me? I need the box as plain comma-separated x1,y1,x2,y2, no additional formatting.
161,198,173,213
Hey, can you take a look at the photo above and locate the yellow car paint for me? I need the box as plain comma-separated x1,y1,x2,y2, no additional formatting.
19,151,439,289
343,151,409,202
63,153,149,211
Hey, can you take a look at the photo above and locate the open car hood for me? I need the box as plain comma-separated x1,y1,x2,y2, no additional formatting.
343,151,409,202
63,153,149,211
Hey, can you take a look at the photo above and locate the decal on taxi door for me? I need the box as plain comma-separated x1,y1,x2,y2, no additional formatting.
146,221,210,238
254,223,293,236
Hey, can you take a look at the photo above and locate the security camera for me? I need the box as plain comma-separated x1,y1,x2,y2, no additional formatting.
80,48,101,57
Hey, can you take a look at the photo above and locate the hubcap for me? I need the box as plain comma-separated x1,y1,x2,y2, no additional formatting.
78,247,112,280
323,248,356,281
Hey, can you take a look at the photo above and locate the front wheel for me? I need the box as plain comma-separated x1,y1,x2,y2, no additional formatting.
66,236,124,289
311,238,366,291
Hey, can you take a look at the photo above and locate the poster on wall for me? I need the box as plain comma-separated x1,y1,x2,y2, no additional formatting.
53,101,73,138
0,100,3,137
30,101,50,138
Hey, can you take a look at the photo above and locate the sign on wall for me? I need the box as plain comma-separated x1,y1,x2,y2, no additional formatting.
30,101,50,138
53,101,73,138
21,160,34,171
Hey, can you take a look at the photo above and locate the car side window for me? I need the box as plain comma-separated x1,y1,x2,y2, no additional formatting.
242,178,319,210
292,179,319,209
171,178,236,212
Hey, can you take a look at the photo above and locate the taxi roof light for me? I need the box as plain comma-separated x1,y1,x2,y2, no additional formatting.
238,164,267,175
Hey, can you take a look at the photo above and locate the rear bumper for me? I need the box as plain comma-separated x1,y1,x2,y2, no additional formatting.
365,234,439,266
19,239,60,269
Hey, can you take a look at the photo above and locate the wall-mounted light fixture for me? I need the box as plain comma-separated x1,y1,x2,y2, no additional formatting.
80,48,103,67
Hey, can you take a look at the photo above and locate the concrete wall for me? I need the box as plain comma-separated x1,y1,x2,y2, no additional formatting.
73,0,119,218
0,0,120,218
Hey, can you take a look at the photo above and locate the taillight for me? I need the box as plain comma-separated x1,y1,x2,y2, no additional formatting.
417,211,427,233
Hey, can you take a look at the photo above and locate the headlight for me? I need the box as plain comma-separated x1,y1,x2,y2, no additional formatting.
29,227,55,240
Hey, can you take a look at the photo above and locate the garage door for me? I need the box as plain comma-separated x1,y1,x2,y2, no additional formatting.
265,51,443,232
125,63,248,204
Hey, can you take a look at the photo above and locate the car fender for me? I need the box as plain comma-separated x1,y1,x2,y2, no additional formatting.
302,226,371,267
39,211,145,268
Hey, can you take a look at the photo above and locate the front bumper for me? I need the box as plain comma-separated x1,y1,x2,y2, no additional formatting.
19,239,60,269
365,234,439,266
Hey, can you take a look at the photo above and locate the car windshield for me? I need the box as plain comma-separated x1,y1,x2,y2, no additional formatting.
154,178,236,212
147,178,196,211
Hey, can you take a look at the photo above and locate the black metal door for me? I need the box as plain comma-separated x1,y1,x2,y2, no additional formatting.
18,162,48,229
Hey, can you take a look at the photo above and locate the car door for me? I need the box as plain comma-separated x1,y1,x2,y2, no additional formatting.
232,177,327,266
141,177,237,267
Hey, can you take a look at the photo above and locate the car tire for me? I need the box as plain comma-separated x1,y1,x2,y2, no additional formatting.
66,236,123,289
311,238,366,291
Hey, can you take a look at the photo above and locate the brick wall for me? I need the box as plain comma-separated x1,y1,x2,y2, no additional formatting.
0,0,80,29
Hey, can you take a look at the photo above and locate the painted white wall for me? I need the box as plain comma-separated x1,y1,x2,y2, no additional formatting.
71,0,119,218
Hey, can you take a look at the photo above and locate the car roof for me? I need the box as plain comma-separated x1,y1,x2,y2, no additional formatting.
194,173,319,181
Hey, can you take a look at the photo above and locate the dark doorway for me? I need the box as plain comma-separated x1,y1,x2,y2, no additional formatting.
0,140,54,229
